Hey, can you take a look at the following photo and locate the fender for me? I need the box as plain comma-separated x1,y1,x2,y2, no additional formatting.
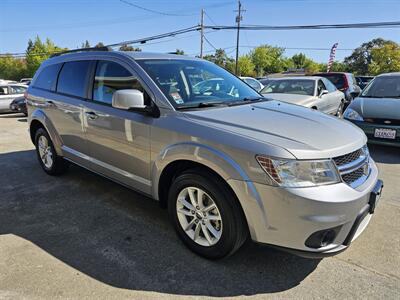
30,108,64,156
151,142,268,236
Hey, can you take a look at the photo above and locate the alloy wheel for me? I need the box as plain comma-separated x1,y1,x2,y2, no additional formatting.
176,187,223,247
38,135,54,169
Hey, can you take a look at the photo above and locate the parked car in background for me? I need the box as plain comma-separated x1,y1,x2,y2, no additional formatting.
258,78,271,86
20,78,32,85
9,96,27,116
260,77,345,116
355,76,374,90
344,73,400,147
27,50,382,259
313,72,361,106
239,76,264,92
0,83,28,113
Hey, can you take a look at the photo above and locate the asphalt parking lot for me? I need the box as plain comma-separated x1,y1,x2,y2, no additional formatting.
0,113,399,299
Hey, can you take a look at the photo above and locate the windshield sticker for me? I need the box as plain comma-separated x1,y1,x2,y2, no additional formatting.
170,92,184,104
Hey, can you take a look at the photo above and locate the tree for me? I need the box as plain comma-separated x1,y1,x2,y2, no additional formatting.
203,49,233,68
81,40,91,48
226,55,255,76
344,38,396,74
25,36,67,77
175,49,185,55
118,44,141,51
94,42,105,48
250,45,287,76
0,55,28,80
368,43,400,75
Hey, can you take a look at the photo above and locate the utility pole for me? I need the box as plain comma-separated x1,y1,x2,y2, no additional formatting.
200,9,204,58
234,1,244,75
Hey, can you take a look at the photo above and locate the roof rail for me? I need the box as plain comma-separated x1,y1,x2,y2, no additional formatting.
50,46,112,58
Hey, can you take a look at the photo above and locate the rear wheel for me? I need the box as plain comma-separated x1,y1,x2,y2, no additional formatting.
35,128,69,175
168,170,248,259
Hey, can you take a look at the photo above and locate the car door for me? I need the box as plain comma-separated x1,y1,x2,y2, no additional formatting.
316,79,331,113
0,86,12,111
83,59,152,194
321,78,341,114
40,61,93,167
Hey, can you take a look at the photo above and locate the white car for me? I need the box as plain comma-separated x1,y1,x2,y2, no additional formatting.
0,84,28,113
260,77,345,116
240,77,264,92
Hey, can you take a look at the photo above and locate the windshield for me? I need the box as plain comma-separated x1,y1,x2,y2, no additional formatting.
361,76,400,98
260,79,315,96
136,59,261,109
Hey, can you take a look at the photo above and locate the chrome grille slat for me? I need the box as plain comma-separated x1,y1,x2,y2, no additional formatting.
333,146,370,188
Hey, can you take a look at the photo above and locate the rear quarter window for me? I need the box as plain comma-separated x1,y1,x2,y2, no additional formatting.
57,61,92,98
33,64,62,91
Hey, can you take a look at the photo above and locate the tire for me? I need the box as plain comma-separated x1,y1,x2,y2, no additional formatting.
168,169,248,259
34,128,69,175
336,101,344,118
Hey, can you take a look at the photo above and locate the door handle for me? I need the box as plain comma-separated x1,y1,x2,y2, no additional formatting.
43,100,55,107
85,111,98,120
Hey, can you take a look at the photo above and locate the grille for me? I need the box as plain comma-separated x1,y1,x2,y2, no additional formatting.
333,148,363,167
341,167,366,185
364,118,400,126
333,146,369,188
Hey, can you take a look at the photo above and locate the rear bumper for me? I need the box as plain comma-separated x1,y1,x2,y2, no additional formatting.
228,159,382,257
348,120,400,147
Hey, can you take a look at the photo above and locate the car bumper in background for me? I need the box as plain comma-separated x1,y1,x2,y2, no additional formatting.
348,120,400,147
228,158,381,257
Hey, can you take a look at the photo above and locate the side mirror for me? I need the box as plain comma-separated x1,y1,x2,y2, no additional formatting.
112,89,145,110
319,89,329,97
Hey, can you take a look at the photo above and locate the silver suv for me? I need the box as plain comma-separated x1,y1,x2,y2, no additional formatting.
27,49,383,259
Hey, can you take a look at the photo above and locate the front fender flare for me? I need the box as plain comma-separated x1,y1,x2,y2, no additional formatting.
152,142,268,237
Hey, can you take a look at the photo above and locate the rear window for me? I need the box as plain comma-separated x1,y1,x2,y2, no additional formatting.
317,74,345,90
33,64,62,91
57,61,92,98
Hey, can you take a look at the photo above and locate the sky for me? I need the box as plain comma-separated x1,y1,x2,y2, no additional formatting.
1,0,400,62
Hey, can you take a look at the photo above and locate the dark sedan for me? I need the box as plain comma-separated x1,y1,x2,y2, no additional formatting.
9,96,27,116
343,73,400,147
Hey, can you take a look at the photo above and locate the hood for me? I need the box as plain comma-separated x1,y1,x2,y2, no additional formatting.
12,96,25,104
262,93,314,106
184,100,366,159
351,97,400,120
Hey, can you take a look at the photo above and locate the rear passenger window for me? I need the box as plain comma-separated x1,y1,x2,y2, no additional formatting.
57,61,91,98
93,60,150,105
34,64,62,91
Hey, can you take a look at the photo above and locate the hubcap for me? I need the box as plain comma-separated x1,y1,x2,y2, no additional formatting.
38,135,53,169
176,187,222,247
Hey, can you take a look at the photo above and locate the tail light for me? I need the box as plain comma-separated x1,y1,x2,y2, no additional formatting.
342,75,349,90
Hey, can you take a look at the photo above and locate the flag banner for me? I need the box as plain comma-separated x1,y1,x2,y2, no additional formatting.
327,42,339,72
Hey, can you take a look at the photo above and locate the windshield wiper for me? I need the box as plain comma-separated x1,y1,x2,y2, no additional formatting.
177,101,228,110
227,96,267,106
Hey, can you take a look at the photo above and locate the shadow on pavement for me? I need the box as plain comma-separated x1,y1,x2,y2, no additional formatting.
0,150,320,296
368,144,400,164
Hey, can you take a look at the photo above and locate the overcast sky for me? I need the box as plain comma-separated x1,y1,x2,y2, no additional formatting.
1,0,400,62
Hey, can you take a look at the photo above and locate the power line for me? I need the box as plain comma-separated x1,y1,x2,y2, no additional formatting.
118,0,195,16
203,35,217,50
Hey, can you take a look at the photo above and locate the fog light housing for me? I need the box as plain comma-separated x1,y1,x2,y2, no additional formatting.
305,226,342,248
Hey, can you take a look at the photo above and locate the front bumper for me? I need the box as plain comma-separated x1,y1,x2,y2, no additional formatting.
348,120,400,147
228,158,382,257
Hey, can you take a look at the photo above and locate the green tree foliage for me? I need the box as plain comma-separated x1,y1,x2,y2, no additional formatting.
81,40,91,48
203,49,234,68
249,45,289,76
174,49,185,55
0,56,27,81
344,38,397,75
368,43,400,75
290,53,321,73
226,55,256,76
119,44,141,51
25,36,67,77
94,42,105,48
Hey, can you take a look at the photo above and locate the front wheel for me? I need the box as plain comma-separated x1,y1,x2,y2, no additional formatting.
168,170,248,259
336,101,344,118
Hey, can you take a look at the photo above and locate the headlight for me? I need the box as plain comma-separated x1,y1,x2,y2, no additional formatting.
343,108,363,121
256,156,341,187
